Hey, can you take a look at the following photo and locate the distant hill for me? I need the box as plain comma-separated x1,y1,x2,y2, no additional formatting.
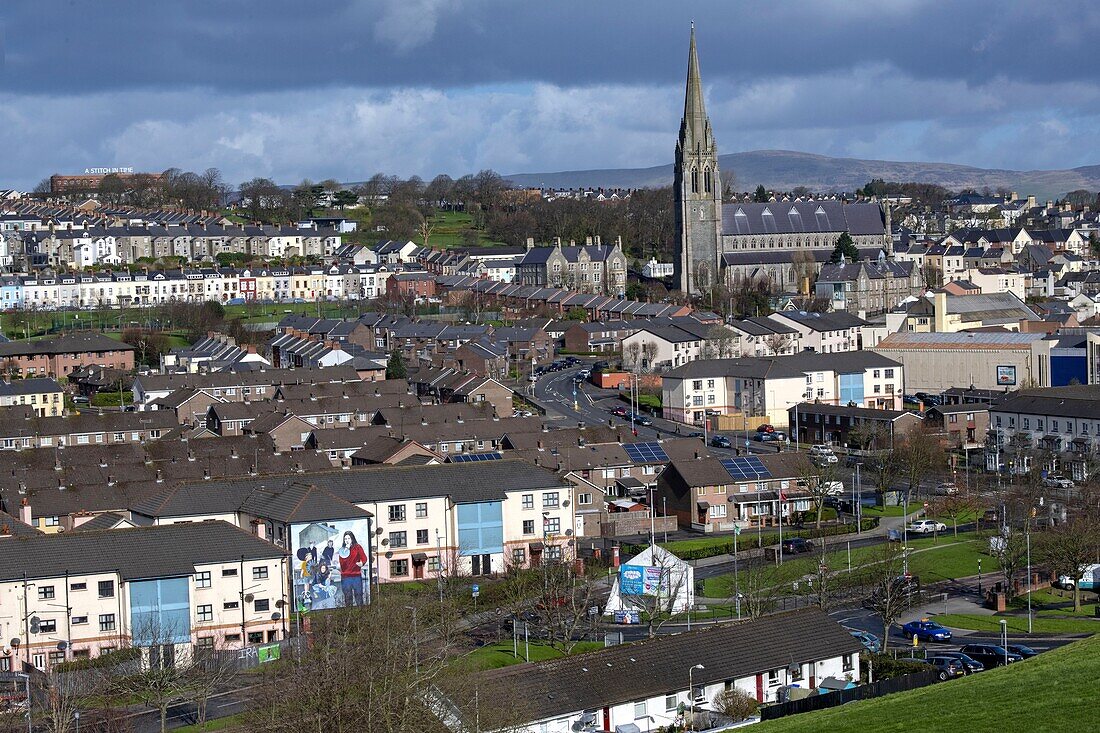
505,150,1100,201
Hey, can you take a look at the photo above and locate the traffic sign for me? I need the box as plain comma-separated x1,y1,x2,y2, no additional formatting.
733,525,742,536
472,583,480,598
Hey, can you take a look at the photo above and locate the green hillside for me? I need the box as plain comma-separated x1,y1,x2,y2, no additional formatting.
756,634,1098,733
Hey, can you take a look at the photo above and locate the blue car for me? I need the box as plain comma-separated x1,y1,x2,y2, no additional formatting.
848,629,881,653
901,619,952,642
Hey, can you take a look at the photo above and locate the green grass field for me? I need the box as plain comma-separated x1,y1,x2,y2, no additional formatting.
934,613,1100,634
460,641,604,670
173,713,245,733
703,533,996,598
754,635,1099,733
424,211,506,249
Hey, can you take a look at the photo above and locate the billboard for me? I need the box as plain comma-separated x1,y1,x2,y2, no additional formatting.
291,518,373,610
996,365,1017,386
619,564,667,596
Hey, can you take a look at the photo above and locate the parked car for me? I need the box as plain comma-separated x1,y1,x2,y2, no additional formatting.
592,360,610,372
633,414,653,427
903,394,921,405
1006,644,1038,659
686,431,704,439
847,629,881,653
907,519,947,534
754,432,780,442
1042,475,1074,489
72,396,90,405
927,656,967,680
933,482,959,496
710,435,733,449
958,643,1023,668
901,619,952,642
610,406,629,417
809,445,838,464
934,651,985,674
981,509,999,523
1053,563,1100,591
780,537,814,554
756,424,775,433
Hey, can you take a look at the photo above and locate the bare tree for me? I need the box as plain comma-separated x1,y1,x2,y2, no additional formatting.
616,547,691,638
1039,517,1100,612
990,530,1028,601
795,456,839,530
763,333,792,356
705,324,739,359
737,561,785,620
860,542,909,650
928,494,982,537
622,341,641,372
112,619,193,733
640,341,659,373
532,554,600,654
895,429,946,504
185,641,241,731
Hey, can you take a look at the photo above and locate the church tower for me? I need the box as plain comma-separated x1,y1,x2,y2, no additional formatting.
674,24,724,295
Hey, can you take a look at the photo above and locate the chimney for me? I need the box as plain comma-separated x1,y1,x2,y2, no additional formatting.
1027,195,1036,209
933,290,948,333
585,236,593,246
20,498,32,525
526,237,534,251
156,469,163,482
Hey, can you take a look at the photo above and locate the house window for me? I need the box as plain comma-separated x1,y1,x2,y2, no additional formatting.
38,620,57,634
843,654,855,672
389,531,407,548
665,694,679,712
542,492,560,508
522,494,534,510
767,669,780,686
546,545,563,561
633,701,647,719
99,614,116,632
71,616,88,625
254,599,270,612
222,568,238,577
416,529,429,545
578,493,592,505
197,605,214,622
390,559,409,577
196,571,212,589
512,548,526,564
544,517,560,534
428,556,441,572
44,516,60,527
38,586,55,601
224,601,239,610
522,520,535,535
415,502,428,518
388,504,406,522
98,580,115,598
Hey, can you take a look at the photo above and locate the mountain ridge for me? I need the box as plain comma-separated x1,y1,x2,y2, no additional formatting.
504,150,1100,201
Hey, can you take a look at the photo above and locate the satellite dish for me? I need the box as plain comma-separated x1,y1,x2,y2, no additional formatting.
562,500,570,508
270,612,282,622
10,639,20,648
385,551,393,559
57,641,68,651
380,538,389,546
375,527,384,536
244,593,255,603
275,599,286,608
565,529,574,536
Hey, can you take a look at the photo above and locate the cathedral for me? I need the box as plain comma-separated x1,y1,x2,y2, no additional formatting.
674,26,891,295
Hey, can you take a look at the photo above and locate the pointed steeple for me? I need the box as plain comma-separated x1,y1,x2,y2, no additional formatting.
681,22,710,150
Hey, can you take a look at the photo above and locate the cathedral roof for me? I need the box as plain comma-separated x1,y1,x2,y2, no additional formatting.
720,201,885,237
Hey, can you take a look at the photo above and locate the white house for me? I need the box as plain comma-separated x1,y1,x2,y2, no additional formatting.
457,608,862,733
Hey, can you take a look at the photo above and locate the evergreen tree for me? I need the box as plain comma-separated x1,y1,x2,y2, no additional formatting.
753,185,769,203
386,349,407,380
830,232,860,263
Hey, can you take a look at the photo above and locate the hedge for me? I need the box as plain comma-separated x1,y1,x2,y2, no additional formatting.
53,646,141,673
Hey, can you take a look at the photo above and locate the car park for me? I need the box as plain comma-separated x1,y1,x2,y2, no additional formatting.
958,643,1023,668
927,656,967,680
901,619,952,642
780,537,814,554
907,519,947,534
710,435,733,449
934,651,985,674
847,629,881,653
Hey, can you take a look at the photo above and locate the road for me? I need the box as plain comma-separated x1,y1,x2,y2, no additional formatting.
123,686,252,732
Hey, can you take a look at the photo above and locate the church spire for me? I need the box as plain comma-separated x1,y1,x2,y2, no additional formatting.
682,22,709,149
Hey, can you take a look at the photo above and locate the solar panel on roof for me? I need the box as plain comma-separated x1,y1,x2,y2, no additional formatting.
720,456,772,481
623,441,669,464
449,452,503,463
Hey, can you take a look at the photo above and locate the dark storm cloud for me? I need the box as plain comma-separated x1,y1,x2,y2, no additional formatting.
3,0,1098,93
0,1,1097,189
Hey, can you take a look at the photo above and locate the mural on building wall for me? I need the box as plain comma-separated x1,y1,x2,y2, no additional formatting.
291,518,373,610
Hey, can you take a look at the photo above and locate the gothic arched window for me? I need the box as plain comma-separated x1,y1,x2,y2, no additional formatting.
703,168,712,193
691,168,699,194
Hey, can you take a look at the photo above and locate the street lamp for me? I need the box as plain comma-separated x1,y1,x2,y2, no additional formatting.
688,664,705,732
1000,619,1008,666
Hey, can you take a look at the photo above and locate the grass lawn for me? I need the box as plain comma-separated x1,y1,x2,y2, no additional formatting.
173,712,246,732
934,613,1100,634
755,635,1100,733
424,211,506,249
703,533,996,598
460,641,604,670
863,505,908,518
636,393,662,411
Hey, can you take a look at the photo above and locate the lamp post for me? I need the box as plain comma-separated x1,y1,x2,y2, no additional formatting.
688,664,705,731
977,558,982,597
1000,619,1008,666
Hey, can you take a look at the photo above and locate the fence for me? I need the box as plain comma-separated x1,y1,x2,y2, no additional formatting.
759,670,941,721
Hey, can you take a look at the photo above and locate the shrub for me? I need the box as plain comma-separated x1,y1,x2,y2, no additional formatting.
714,687,759,721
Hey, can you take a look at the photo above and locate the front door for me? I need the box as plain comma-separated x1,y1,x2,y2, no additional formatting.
575,515,585,538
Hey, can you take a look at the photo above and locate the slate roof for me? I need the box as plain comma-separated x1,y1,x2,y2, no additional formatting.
0,378,62,396
0,521,285,582
132,477,371,523
991,386,1100,420
721,201,884,236
874,331,1046,351
772,310,868,332
0,332,134,357
465,608,861,725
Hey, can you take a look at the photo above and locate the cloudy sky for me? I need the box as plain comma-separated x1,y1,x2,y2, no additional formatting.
1,0,1098,189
